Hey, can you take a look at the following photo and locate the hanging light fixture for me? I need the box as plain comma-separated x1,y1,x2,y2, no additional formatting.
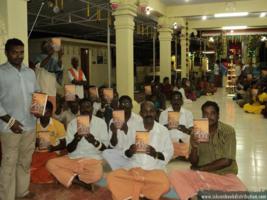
53,0,60,13
86,2,90,17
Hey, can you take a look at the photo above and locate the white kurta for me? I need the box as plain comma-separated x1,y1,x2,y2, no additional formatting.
103,112,142,169
125,121,173,171
159,106,193,143
66,115,109,160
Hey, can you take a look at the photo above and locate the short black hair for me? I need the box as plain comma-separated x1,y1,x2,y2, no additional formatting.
171,91,183,99
5,38,24,52
79,98,92,107
46,101,53,112
201,101,219,114
119,95,132,104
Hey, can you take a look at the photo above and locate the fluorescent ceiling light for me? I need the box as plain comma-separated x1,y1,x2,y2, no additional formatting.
260,12,266,18
222,26,247,30
214,12,248,18
203,51,215,54
202,16,207,20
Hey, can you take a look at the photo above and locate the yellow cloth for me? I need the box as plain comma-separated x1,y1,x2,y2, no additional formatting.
243,102,265,114
36,118,65,146
258,93,267,103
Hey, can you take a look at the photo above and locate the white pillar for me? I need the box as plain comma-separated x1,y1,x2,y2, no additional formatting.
0,0,28,64
113,3,136,99
158,27,173,82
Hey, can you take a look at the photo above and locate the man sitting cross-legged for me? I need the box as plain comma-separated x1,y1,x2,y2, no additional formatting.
46,99,109,190
169,101,246,200
107,101,173,200
31,101,66,184
103,95,142,170
159,91,193,159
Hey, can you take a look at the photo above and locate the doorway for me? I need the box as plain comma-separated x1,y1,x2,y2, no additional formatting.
80,48,90,83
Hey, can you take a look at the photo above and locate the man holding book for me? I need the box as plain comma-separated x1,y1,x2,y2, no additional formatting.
159,91,193,158
169,101,246,200
107,101,173,200
103,95,142,170
31,101,66,184
0,38,39,200
46,99,109,189
34,39,63,113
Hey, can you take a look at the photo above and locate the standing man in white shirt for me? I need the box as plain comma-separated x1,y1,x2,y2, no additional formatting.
67,57,87,99
107,101,173,200
159,91,193,159
46,99,109,189
103,95,142,170
0,38,39,200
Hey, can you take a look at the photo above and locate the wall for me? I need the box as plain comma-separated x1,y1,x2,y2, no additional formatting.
29,37,115,95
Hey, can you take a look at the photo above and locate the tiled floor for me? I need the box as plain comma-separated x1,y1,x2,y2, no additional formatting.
167,88,267,191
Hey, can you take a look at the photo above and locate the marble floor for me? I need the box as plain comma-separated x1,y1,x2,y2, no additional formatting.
167,88,267,191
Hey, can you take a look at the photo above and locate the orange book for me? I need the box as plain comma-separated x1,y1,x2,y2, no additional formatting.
51,38,61,52
103,88,113,103
144,85,152,95
89,87,99,99
38,131,51,151
113,110,125,129
168,111,180,129
30,92,48,116
65,84,76,101
135,131,150,153
77,115,90,135
193,119,209,142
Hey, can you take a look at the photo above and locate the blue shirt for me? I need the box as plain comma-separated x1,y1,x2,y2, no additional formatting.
0,62,39,133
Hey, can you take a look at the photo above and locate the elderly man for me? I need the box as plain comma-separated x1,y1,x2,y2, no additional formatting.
169,101,246,200
107,101,173,200
0,38,39,200
46,99,109,189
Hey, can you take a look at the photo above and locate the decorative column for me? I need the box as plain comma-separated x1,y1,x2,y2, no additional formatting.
158,17,173,82
112,1,137,99
0,0,28,64
180,27,187,78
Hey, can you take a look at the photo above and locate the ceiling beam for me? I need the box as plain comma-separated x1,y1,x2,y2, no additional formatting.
166,0,267,17
188,17,267,29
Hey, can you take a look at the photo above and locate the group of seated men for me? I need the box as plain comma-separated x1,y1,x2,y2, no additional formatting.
30,87,247,200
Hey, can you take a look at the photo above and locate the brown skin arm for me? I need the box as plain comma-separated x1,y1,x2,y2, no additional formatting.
48,139,66,152
0,114,24,134
84,133,107,151
191,158,233,172
109,123,118,147
67,133,82,153
189,147,199,167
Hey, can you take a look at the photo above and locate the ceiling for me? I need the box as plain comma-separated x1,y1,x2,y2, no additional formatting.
27,0,156,42
160,0,249,5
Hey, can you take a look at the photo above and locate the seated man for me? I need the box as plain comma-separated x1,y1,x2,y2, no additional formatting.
103,95,142,170
159,91,193,159
46,99,109,189
107,101,173,200
169,101,246,200
31,101,66,184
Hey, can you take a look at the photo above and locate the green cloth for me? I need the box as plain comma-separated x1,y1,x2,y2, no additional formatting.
197,121,238,175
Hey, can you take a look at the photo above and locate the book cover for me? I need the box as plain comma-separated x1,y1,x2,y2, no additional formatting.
168,111,180,129
65,84,76,101
135,131,150,153
51,38,61,52
77,115,90,135
144,85,152,95
30,92,48,116
193,119,209,142
38,131,51,151
112,110,125,129
89,87,99,99
103,88,113,103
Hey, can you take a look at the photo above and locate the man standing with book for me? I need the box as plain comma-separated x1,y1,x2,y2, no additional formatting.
159,91,193,158
169,101,246,200
107,101,173,200
0,38,39,200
